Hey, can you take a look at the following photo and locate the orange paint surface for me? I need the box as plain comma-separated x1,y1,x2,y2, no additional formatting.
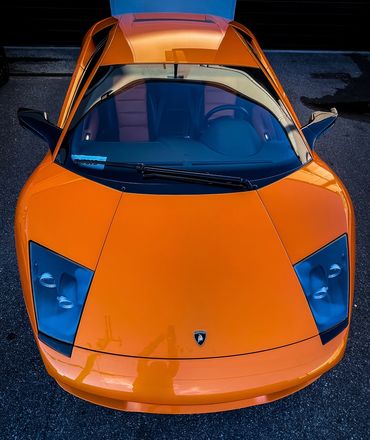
75,191,317,358
40,330,347,414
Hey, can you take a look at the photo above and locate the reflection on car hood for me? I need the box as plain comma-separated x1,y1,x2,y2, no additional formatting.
75,188,320,359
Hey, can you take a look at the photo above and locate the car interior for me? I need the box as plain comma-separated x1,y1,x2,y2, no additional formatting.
71,80,299,174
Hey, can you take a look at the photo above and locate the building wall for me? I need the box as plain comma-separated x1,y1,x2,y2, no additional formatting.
1,0,367,50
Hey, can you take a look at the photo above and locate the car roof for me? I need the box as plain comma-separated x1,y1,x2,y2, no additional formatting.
100,13,260,68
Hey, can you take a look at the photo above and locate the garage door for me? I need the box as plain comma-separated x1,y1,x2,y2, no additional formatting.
0,0,367,50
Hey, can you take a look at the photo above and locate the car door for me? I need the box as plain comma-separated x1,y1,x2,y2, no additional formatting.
110,0,237,20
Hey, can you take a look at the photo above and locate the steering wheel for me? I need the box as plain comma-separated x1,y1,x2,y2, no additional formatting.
204,104,249,124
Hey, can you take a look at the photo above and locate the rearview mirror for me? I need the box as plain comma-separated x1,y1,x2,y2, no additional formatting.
302,108,338,150
18,108,62,152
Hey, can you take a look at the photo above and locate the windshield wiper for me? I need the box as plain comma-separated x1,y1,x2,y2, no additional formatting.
73,159,257,191
139,166,257,190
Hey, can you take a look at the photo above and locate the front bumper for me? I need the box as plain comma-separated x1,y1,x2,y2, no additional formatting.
39,330,348,414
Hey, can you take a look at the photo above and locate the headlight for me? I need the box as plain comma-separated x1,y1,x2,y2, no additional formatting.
294,235,349,344
29,242,94,356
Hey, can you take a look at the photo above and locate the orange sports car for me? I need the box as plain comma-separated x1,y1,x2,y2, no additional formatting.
15,0,355,414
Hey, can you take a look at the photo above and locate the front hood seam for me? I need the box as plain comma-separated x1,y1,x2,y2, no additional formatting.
74,332,320,360
93,192,124,271
256,190,293,265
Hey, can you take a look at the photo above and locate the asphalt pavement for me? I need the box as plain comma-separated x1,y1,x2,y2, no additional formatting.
0,49,369,439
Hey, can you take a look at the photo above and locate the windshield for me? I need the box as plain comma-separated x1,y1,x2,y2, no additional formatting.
61,64,310,194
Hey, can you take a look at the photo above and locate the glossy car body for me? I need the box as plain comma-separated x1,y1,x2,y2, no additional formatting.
15,1,355,414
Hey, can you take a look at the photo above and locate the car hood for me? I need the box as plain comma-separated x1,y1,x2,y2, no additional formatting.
76,190,316,358
22,162,349,359
73,159,352,358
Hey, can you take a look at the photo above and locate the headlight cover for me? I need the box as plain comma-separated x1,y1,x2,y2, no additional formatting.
30,242,94,356
294,235,349,344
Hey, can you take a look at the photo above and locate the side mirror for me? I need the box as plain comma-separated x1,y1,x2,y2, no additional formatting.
302,108,338,150
17,108,62,152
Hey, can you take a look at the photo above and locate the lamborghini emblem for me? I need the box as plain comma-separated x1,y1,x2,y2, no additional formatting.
194,331,206,346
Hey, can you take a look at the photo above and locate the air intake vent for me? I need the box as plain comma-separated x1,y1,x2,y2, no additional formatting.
133,14,214,24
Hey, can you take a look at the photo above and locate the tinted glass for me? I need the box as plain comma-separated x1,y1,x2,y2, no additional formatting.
62,64,309,194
